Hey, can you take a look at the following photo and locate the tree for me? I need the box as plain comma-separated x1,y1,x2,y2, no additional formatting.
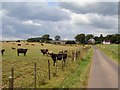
55,35,61,41
99,34,104,42
42,34,50,40
16,40,20,42
104,34,112,41
85,34,94,42
41,34,53,43
27,37,42,42
105,34,120,44
74,33,85,44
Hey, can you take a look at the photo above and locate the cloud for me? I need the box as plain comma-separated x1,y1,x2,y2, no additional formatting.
59,2,118,15
23,20,41,26
71,13,117,29
1,2,118,40
2,2,70,22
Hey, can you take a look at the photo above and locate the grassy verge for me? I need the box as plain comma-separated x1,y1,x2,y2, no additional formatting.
58,47,93,88
97,44,120,64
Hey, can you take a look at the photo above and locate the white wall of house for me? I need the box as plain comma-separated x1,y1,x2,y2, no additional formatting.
103,41,111,44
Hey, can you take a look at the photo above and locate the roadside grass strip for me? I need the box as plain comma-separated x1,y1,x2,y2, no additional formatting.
59,47,93,88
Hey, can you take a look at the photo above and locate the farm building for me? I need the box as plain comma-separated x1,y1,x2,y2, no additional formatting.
51,40,76,45
87,38,95,44
102,41,111,44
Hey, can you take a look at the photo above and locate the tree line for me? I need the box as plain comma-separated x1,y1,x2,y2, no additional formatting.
75,34,120,44
26,34,120,44
27,34,60,43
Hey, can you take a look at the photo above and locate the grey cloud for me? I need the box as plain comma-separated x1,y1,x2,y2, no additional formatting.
2,2,70,22
59,2,118,15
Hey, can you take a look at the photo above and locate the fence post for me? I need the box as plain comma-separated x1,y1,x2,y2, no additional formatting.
62,60,64,71
9,66,14,90
72,51,74,62
48,60,50,80
9,76,13,90
74,51,76,61
34,62,36,90
11,67,14,83
55,64,57,74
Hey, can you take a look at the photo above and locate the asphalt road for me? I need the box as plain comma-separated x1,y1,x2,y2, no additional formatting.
88,46,119,88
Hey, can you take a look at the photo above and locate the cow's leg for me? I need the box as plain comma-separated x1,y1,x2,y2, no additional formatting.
53,61,55,66
53,60,56,66
63,59,66,66
24,53,26,56
2,52,3,56
18,52,19,56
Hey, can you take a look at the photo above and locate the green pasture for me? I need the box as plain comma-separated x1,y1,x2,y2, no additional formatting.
1,42,92,88
97,44,119,64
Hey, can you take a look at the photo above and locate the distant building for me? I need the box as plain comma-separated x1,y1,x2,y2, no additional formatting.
88,38,95,44
51,40,76,45
103,41,111,44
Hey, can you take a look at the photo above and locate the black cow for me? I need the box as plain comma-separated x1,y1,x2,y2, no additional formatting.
1,49,5,56
41,49,48,55
49,53,67,66
12,47,16,50
17,44,21,46
17,48,28,56
41,43,44,46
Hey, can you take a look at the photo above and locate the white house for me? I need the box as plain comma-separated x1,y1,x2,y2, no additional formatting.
102,41,111,44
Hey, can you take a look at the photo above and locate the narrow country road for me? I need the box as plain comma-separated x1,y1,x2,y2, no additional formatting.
88,46,119,88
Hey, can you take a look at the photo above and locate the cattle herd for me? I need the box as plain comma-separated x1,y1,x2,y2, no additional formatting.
0,42,90,67
1,42,70,66
1,47,68,66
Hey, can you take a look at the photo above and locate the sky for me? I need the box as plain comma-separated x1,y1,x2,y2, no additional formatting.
1,1,118,40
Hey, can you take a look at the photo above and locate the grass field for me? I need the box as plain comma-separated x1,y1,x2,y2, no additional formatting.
1,42,92,88
97,44,119,64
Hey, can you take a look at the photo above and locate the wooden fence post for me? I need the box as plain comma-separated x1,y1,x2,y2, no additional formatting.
72,51,74,62
9,76,13,90
62,60,64,71
55,64,57,74
11,67,14,83
34,62,36,90
74,51,76,61
48,60,50,80
9,66,14,90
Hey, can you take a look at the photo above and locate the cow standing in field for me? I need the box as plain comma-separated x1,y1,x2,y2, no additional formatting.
1,49,5,56
31,44,35,46
49,51,67,66
25,43,29,46
41,43,44,46
17,48,28,56
17,44,21,46
41,49,48,55
12,47,16,50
